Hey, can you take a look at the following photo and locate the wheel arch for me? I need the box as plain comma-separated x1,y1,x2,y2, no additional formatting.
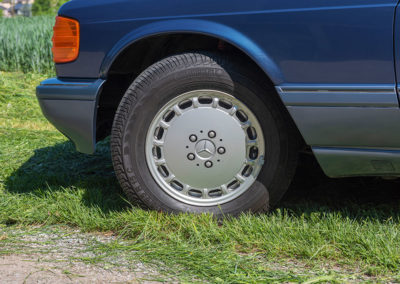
99,19,283,84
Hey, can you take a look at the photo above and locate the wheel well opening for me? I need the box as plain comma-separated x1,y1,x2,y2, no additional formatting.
96,33,290,144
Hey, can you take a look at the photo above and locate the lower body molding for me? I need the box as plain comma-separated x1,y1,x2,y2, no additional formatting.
313,147,400,177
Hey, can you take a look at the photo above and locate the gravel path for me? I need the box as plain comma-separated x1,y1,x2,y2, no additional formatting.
0,254,146,283
0,226,165,283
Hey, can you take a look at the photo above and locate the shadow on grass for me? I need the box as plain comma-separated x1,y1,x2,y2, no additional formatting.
4,139,129,213
281,153,400,221
4,140,400,220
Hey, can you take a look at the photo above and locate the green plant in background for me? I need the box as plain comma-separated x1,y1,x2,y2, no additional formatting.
0,16,54,74
32,0,52,15
32,0,69,16
0,0,70,73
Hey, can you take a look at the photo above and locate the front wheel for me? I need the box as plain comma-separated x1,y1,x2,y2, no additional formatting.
111,52,298,216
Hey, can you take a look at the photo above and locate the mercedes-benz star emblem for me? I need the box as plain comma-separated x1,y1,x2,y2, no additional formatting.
195,140,216,159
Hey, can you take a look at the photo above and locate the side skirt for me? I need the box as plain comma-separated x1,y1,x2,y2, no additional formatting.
276,84,400,177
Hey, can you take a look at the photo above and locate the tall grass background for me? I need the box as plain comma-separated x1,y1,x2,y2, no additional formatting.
0,16,54,73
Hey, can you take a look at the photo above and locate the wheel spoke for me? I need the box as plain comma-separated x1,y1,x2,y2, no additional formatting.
181,185,190,195
192,97,200,108
173,105,183,116
159,120,170,129
155,159,166,166
229,106,238,116
241,121,251,129
235,174,246,184
153,139,164,147
221,184,229,195
165,174,175,183
246,138,258,146
212,97,219,108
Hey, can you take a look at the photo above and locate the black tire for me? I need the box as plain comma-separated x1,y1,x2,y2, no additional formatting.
111,52,298,216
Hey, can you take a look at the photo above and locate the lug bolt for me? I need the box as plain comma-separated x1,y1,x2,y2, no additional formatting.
189,135,197,142
218,147,226,154
205,161,213,168
187,153,195,161
208,131,216,139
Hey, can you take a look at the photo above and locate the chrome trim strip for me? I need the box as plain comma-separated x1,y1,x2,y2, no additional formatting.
276,84,398,107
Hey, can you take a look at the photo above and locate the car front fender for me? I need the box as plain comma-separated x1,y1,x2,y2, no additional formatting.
99,19,284,85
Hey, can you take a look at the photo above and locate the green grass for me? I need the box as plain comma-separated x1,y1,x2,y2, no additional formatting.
0,16,54,73
1,71,400,282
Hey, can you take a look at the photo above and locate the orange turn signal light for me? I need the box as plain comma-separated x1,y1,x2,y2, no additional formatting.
52,16,80,63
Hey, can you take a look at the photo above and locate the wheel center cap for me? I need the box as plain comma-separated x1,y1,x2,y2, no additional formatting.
195,139,216,159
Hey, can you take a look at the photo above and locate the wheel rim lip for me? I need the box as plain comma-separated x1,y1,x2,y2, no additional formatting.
145,90,265,207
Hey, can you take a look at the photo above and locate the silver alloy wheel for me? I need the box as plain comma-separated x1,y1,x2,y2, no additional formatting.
145,90,265,206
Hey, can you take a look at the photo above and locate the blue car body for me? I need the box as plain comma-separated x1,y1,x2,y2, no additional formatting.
37,0,400,178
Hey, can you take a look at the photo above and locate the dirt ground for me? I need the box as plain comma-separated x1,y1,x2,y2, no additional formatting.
0,227,165,284
0,254,148,283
